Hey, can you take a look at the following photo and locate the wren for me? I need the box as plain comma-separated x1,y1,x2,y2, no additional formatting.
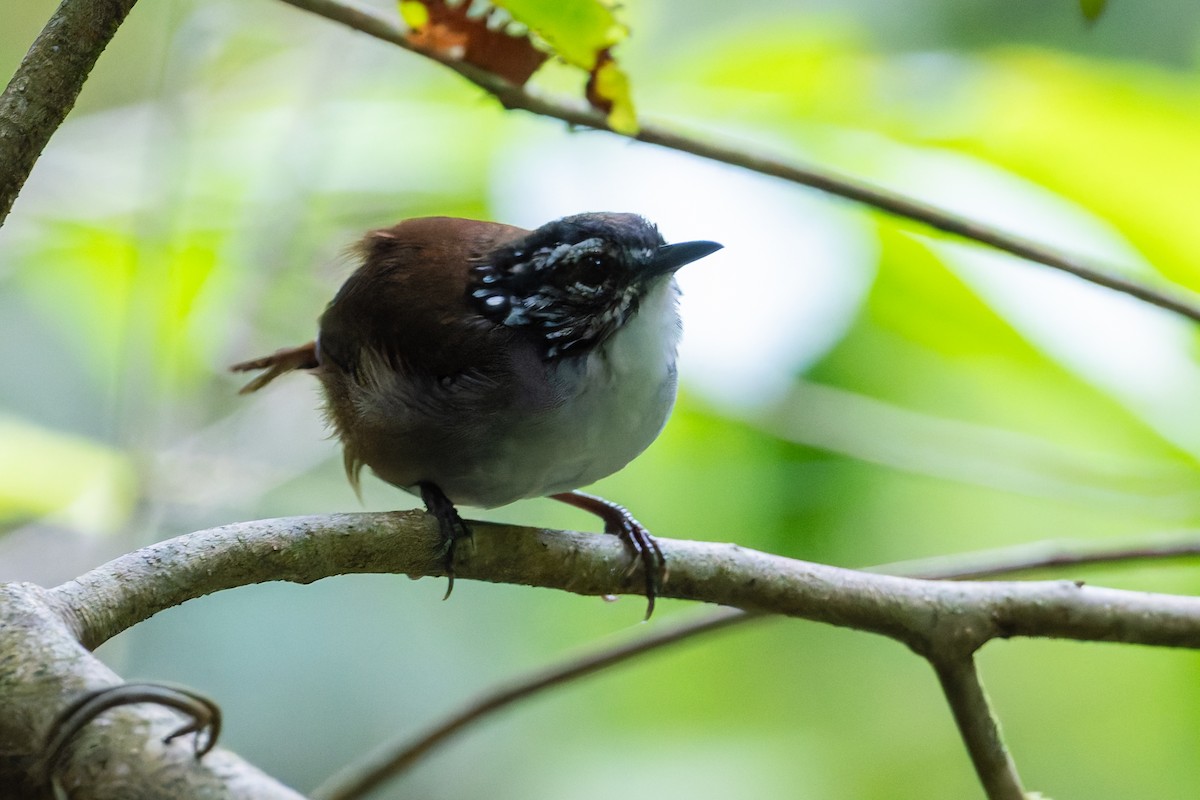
231,213,721,617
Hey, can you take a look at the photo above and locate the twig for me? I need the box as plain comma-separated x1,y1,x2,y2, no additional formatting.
310,607,751,800
874,530,1200,580
0,0,140,227
931,656,1025,800
275,0,1200,325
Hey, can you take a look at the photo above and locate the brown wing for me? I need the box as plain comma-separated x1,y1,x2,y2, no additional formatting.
317,217,530,380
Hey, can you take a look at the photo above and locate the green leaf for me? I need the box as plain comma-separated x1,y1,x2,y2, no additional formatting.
494,0,637,131
493,0,626,71
398,0,429,29
588,53,637,134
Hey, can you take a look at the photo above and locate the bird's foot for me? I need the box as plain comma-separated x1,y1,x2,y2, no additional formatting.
551,490,665,619
419,481,472,600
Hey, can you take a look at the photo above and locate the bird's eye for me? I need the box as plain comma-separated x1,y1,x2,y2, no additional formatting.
574,254,608,286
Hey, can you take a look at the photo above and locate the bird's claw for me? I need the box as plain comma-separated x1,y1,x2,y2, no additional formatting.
419,482,472,600
551,491,666,619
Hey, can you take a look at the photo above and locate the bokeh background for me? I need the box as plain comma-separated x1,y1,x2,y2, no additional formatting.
5,0,1200,797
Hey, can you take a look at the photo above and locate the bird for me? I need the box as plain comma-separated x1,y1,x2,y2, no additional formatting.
231,212,722,617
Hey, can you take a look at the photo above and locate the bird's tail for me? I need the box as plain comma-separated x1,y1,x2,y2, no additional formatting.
229,341,319,394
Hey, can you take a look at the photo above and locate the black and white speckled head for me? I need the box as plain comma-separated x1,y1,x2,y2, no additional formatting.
468,213,721,358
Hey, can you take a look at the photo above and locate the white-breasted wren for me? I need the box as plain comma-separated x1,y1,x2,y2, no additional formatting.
231,212,722,617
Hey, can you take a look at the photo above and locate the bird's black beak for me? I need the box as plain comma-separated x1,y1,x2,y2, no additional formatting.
650,240,723,277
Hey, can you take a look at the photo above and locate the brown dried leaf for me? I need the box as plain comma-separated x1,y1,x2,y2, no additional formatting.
401,0,548,87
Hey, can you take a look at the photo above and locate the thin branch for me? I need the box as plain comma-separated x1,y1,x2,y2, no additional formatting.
0,0,140,227
310,607,751,800
874,530,1200,580
275,0,1200,326
931,656,1025,800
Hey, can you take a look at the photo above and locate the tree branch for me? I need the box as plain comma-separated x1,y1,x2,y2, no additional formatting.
275,0,1200,326
46,513,1200,656
931,656,1025,800
0,0,139,227
16,515,1200,796
301,529,1200,800
0,583,304,800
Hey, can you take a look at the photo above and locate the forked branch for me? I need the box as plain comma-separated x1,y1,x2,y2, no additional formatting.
12,516,1200,796
315,530,1200,799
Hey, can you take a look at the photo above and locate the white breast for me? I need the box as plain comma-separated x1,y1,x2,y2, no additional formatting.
440,278,683,508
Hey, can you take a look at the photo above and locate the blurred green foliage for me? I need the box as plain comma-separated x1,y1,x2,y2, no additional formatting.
3,0,1200,798
1079,0,1109,23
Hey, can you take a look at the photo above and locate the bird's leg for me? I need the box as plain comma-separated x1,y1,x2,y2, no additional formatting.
419,481,472,600
550,490,665,619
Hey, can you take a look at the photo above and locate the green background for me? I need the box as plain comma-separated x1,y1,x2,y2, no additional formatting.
4,1,1200,797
